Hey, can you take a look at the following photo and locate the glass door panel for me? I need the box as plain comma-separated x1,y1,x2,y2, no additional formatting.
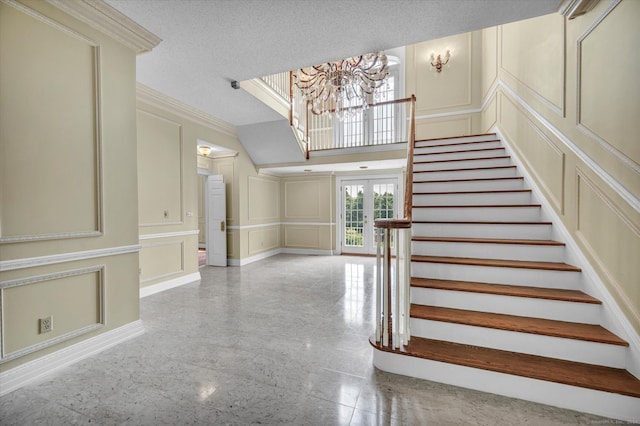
344,184,365,251
342,178,397,255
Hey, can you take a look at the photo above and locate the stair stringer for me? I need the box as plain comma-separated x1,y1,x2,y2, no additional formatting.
372,348,640,422
494,127,640,380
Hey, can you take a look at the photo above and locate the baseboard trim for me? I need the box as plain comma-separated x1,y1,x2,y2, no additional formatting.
227,249,282,266
226,248,335,266
139,272,201,298
0,320,144,397
281,248,334,256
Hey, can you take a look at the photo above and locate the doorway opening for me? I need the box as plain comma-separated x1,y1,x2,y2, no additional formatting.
337,174,402,255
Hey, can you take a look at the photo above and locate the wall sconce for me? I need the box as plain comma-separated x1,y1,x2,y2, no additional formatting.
197,145,212,157
429,49,451,73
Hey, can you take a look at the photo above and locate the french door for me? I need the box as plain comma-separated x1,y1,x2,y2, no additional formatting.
341,178,398,255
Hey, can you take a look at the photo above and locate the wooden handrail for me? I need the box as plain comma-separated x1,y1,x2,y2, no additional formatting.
309,96,414,116
404,94,416,221
289,71,293,126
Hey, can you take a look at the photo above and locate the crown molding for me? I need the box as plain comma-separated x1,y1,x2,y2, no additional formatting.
136,83,237,138
44,0,161,54
558,0,601,19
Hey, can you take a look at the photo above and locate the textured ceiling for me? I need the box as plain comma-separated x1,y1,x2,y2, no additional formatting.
106,0,559,127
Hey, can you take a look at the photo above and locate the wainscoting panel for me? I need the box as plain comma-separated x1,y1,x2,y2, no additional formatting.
247,226,280,255
482,26,499,99
577,0,639,171
500,13,565,116
499,93,565,213
139,241,184,284
137,110,183,227
0,266,104,361
0,1,102,242
416,116,473,140
284,181,322,220
575,169,640,327
284,226,321,249
248,176,280,222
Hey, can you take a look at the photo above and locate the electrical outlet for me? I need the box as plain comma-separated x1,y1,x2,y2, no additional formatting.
40,316,53,334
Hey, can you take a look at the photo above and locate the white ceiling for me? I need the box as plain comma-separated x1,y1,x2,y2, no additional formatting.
105,0,560,127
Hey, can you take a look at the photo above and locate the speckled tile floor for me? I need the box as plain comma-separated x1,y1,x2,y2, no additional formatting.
0,255,620,425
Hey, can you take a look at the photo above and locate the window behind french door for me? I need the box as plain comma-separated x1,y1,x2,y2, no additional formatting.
334,68,402,148
342,178,397,255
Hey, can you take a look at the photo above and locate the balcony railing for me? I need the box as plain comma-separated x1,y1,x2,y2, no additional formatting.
258,72,411,158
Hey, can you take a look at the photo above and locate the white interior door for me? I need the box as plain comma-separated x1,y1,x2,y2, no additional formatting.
206,175,227,267
342,178,397,255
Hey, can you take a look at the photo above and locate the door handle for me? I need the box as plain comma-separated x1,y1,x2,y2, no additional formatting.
220,220,225,232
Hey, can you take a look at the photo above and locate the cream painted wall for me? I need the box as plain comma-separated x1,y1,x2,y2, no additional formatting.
281,174,336,252
480,1,640,332
406,31,483,140
0,0,140,370
135,91,244,282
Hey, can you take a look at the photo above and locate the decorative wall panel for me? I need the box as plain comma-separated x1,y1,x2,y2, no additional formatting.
500,14,565,115
416,116,472,140
248,226,280,255
576,169,640,325
0,2,102,242
0,266,104,362
284,226,321,249
499,94,565,213
137,110,183,226
248,176,279,221
139,241,184,284
577,0,639,172
284,181,322,220
413,33,473,114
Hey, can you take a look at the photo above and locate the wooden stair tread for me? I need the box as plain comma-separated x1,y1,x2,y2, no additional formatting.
414,165,516,174
411,277,600,304
411,305,627,346
415,155,510,165
413,139,500,149
413,204,540,209
415,147,504,156
370,336,640,398
412,236,564,246
413,189,531,195
418,176,524,184
412,220,552,225
412,255,581,272
415,133,496,143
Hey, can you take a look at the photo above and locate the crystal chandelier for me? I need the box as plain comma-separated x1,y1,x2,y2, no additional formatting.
293,51,389,117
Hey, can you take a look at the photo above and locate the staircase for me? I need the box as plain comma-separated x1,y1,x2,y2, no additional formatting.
371,133,640,421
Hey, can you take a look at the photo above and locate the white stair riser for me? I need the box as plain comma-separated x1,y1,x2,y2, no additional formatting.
415,134,499,146
414,141,502,155
412,223,551,240
414,167,517,181
412,206,541,221
411,261,581,289
411,222,553,240
410,318,626,368
411,240,565,262
414,148,505,161
413,191,532,206
373,350,640,423
413,178,525,192
411,287,601,324
414,157,511,172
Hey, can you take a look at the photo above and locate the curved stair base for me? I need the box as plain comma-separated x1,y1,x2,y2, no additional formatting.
372,342,640,422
